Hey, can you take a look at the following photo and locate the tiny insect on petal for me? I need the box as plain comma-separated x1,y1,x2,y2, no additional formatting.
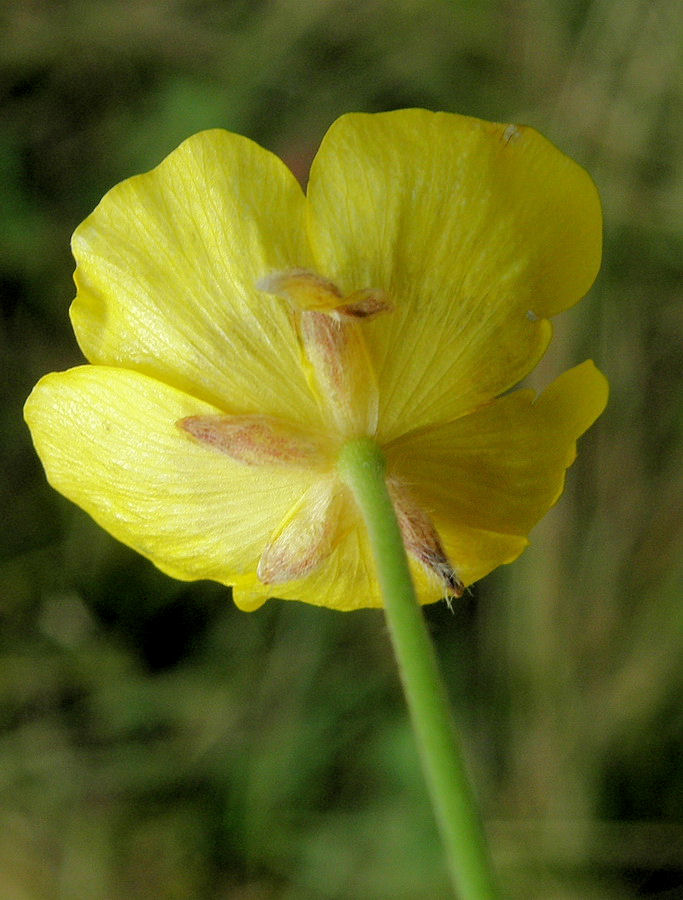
178,414,326,467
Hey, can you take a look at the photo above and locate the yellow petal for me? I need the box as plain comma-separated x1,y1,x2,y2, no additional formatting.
24,366,318,586
306,110,602,441
71,129,322,429
386,361,608,575
434,526,529,592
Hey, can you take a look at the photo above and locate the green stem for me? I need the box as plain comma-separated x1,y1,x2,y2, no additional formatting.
338,436,499,899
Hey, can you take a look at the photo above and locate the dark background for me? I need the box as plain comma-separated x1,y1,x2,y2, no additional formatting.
2,1,681,897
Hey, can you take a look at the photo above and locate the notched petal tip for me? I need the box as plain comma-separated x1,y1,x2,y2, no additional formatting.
178,414,325,467
500,123,523,145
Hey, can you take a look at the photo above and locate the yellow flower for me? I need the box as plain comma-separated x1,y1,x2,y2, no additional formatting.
24,110,607,612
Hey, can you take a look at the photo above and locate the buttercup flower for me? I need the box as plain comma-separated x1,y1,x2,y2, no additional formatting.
25,110,607,611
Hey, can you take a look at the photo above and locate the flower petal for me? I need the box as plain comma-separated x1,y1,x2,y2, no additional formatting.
24,366,319,585
306,110,602,440
435,527,529,591
386,361,608,577
71,130,322,429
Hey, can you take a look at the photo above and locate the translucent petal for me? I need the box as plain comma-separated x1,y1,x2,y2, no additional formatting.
24,366,319,585
436,525,529,591
306,110,602,441
71,129,322,429
386,361,608,573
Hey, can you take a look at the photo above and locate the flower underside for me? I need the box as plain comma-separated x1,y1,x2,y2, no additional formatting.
24,109,608,611
179,268,465,598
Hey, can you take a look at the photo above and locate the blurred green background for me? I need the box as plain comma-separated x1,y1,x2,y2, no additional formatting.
2,0,681,897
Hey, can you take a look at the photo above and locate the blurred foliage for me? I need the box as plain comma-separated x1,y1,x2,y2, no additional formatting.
2,0,682,897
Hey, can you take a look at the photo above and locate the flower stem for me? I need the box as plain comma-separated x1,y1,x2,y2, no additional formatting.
338,436,499,899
